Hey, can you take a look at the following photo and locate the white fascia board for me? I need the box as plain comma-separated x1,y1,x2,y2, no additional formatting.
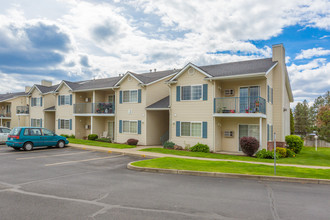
265,62,278,75
114,71,142,86
27,85,42,95
55,81,73,92
145,72,179,86
205,72,266,81
73,86,119,93
170,63,212,81
146,108,169,110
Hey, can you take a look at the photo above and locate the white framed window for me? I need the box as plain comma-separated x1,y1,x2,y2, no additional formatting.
60,95,70,105
181,122,202,137
123,120,138,134
123,90,138,103
31,97,42,107
181,85,202,101
31,119,42,127
60,119,70,129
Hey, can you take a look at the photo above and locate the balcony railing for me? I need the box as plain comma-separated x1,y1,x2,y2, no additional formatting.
74,102,115,114
16,106,29,114
0,112,11,117
214,96,266,114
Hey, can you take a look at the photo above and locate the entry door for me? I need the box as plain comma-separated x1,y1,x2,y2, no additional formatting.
108,121,114,140
239,87,249,113
238,125,260,151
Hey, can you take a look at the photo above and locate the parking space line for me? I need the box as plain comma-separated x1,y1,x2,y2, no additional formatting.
16,151,92,160
45,154,124,166
0,148,78,156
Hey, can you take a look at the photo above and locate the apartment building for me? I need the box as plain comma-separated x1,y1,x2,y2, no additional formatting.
0,44,293,152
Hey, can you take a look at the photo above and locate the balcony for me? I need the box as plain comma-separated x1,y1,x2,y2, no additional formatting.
16,106,29,115
0,112,11,118
214,96,266,117
74,102,115,116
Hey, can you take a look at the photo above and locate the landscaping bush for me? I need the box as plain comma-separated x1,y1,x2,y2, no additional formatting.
240,137,259,156
127,138,139,145
285,135,304,154
88,134,98,140
190,143,210,153
163,141,175,149
255,149,279,159
60,134,69,138
275,147,287,158
286,148,296,158
69,134,75,139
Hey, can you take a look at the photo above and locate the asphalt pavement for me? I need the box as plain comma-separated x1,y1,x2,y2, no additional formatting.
0,145,329,220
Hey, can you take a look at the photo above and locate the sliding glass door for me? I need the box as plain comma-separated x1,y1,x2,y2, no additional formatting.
238,124,260,151
239,86,260,113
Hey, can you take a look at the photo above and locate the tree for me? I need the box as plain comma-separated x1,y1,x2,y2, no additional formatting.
310,91,330,124
294,100,312,137
290,108,294,134
316,105,330,142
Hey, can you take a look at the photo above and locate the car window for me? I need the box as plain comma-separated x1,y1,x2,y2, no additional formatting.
9,128,21,135
0,128,3,133
42,128,54,136
29,128,42,136
3,128,10,133
24,129,30,136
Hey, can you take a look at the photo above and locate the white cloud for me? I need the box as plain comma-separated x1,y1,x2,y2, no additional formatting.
295,47,330,60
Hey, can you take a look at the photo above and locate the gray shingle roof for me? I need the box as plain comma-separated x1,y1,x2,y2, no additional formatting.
35,84,59,94
146,96,169,109
44,106,56,111
72,76,122,91
0,92,27,102
131,69,179,84
198,58,277,77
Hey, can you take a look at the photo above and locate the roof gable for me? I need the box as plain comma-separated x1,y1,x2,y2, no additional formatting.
170,63,212,81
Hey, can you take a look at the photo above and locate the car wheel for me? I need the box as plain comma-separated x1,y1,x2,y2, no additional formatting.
57,140,65,148
23,142,33,151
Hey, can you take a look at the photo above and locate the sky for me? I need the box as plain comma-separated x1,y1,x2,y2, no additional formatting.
0,0,329,107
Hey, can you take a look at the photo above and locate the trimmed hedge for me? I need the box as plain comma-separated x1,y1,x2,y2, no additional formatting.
163,141,175,149
127,139,139,145
240,137,259,156
285,135,303,154
275,147,287,158
255,149,279,159
88,134,98,140
190,143,210,153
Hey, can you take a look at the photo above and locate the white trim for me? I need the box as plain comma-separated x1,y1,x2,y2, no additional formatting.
114,71,143,86
180,121,202,138
73,86,120,92
145,72,178,86
73,113,115,117
122,89,138,103
238,123,260,152
265,62,278,75
181,84,203,101
55,81,72,92
27,85,42,95
122,120,138,134
205,72,265,81
213,113,266,118
170,63,212,81
59,119,70,130
146,108,169,110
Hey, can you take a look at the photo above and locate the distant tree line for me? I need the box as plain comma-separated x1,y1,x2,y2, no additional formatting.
291,91,329,142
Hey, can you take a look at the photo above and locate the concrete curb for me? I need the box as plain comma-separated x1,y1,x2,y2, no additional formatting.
127,162,330,185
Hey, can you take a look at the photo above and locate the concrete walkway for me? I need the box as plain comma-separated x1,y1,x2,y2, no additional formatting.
68,143,330,170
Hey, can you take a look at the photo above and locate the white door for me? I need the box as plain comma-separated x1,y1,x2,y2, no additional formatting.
108,121,114,140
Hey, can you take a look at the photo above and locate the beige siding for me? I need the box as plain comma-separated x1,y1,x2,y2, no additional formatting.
56,84,74,135
169,68,214,150
146,110,169,145
146,78,170,106
30,89,44,126
75,116,91,139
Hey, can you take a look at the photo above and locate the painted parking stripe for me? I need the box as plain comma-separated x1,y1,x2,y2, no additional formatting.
0,148,77,156
45,154,124,166
16,151,92,160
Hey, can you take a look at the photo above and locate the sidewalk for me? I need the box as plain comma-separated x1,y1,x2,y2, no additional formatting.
68,143,330,170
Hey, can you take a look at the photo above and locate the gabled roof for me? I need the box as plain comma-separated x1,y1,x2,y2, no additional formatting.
44,106,56,111
73,76,121,91
28,84,59,95
146,96,169,109
0,92,27,102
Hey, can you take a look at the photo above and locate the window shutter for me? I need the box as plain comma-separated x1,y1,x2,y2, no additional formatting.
40,119,42,127
58,96,61,106
267,85,270,102
138,120,141,134
58,119,61,129
138,89,141,103
40,97,43,106
176,121,180,137
271,125,273,141
203,84,208,100
119,91,123,104
267,124,269,141
271,88,273,104
119,120,122,133
70,119,72,130
202,122,207,138
176,86,181,101
70,94,72,105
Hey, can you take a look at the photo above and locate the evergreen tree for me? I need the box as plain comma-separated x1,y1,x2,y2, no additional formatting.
294,100,312,137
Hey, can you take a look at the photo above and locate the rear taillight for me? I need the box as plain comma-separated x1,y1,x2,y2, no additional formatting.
8,135,20,139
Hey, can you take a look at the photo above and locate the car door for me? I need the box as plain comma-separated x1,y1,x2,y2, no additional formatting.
41,128,57,146
29,128,43,147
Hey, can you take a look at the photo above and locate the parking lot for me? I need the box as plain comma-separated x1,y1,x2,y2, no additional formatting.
0,145,329,220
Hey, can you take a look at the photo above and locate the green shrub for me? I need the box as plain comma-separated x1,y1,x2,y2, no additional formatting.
255,149,280,159
69,134,75,139
275,147,287,158
88,134,98,140
190,143,210,153
60,134,69,138
285,135,303,154
239,137,259,156
163,141,175,149
286,148,296,158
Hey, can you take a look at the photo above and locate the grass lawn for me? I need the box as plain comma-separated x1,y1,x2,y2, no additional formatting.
132,157,330,180
141,146,330,167
68,138,136,149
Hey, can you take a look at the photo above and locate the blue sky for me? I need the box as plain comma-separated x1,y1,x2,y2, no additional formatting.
0,0,329,106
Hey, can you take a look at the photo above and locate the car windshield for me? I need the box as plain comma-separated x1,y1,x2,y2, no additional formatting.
9,128,21,135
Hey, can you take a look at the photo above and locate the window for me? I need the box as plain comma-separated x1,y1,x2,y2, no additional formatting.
181,85,202,100
59,95,70,105
29,128,42,136
239,124,260,151
31,119,42,127
31,97,42,107
10,128,21,136
123,120,138,134
59,119,70,129
42,128,54,136
181,122,202,137
123,90,138,103
2,128,10,133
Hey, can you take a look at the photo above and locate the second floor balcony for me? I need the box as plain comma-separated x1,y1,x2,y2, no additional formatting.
214,96,266,117
0,111,11,118
74,102,115,115
16,106,29,115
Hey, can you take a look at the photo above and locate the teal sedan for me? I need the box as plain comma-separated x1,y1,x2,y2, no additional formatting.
6,127,69,151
